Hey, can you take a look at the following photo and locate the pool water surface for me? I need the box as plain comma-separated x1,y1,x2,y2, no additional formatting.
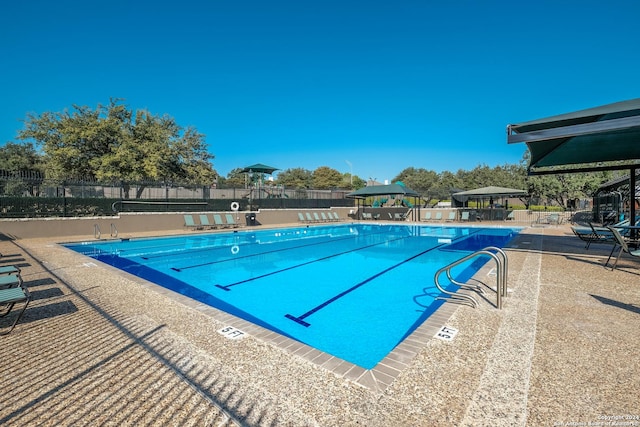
65,223,519,369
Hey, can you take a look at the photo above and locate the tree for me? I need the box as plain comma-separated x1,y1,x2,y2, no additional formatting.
0,142,45,196
392,167,439,193
276,168,313,189
17,99,216,198
221,168,246,188
312,166,343,189
0,142,43,173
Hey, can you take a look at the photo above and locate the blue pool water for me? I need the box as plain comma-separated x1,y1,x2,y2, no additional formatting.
65,223,519,369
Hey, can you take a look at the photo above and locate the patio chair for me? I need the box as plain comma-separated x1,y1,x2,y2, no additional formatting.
461,211,470,222
320,212,331,222
298,212,308,223
423,211,432,221
605,226,640,270
446,211,456,222
225,214,241,228
183,214,201,230
0,265,20,276
313,213,322,222
0,282,31,335
305,212,317,223
331,212,342,222
199,214,216,230
434,212,443,221
0,274,22,290
213,214,228,228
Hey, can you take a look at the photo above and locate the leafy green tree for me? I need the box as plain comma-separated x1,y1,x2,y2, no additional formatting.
276,168,313,189
312,166,343,189
221,168,246,188
17,99,216,198
394,167,438,190
0,142,45,196
0,142,43,173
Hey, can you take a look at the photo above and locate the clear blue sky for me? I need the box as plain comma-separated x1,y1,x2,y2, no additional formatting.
2,1,639,183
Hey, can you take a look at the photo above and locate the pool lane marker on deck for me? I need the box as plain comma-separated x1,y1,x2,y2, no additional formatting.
285,243,450,327
214,234,412,291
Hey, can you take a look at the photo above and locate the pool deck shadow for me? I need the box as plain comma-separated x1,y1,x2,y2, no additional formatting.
1,222,639,426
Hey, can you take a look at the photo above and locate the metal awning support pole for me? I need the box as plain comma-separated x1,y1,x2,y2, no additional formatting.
631,167,637,239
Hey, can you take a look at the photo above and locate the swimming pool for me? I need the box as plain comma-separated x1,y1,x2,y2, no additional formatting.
65,223,519,369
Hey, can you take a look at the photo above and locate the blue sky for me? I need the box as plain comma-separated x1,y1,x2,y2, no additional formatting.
2,1,639,183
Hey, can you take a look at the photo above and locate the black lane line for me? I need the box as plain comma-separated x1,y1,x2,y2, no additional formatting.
170,229,394,272
284,243,447,327
214,235,411,291
285,229,483,327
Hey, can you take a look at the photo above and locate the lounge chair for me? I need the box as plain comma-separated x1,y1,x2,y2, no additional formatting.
506,211,515,221
0,265,20,276
423,212,432,221
331,212,342,222
570,222,620,250
298,213,308,223
225,214,240,228
320,212,330,222
605,226,640,270
434,212,443,221
362,212,373,220
461,211,470,222
213,214,228,228
0,274,22,290
313,213,322,222
0,282,31,335
446,212,456,222
183,214,202,230
305,212,316,223
199,214,216,229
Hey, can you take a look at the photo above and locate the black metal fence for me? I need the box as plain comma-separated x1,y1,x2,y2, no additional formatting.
0,175,355,218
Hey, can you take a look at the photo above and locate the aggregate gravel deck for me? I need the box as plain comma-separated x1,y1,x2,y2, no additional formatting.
1,222,639,426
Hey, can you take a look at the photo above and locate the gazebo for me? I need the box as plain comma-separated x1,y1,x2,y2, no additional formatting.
451,186,528,221
346,183,421,220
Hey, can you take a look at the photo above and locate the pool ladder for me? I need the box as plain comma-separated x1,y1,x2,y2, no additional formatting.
94,223,118,239
434,246,508,309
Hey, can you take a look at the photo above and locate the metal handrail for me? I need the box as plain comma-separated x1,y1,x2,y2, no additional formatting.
110,223,118,238
94,224,101,239
434,246,508,309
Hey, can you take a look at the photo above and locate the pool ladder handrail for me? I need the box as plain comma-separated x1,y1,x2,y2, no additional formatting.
434,246,508,309
94,223,118,239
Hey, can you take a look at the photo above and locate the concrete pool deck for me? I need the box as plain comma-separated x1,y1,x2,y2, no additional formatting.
1,221,639,426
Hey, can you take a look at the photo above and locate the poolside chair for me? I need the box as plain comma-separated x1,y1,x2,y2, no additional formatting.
213,214,228,228
434,212,443,221
460,211,470,222
0,265,20,276
313,212,322,222
331,212,342,222
199,214,216,230
298,212,308,223
305,212,316,223
605,226,640,270
446,211,456,222
506,211,515,221
183,214,202,230
225,214,240,228
0,282,31,335
423,211,432,221
0,274,22,290
320,212,330,222
362,212,373,220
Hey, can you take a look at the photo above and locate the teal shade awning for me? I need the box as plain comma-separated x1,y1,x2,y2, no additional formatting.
507,98,640,175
